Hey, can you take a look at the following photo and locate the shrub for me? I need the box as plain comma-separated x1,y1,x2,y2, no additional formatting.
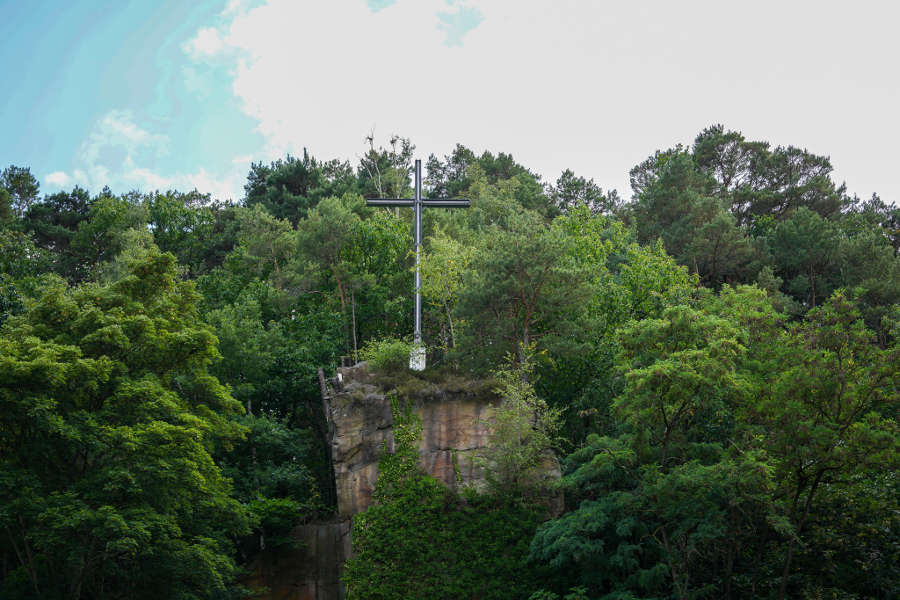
360,336,412,371
343,397,545,600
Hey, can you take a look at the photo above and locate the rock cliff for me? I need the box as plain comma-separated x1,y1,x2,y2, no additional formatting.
324,362,501,518
247,361,560,600
243,521,351,600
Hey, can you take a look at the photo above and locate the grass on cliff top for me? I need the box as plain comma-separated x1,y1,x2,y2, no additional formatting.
367,362,499,405
355,337,499,403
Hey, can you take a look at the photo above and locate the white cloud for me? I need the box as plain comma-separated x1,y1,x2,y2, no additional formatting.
186,165,249,202
47,110,168,194
221,0,251,17
180,0,900,201
44,110,248,201
72,169,89,186
79,110,168,170
125,167,174,191
45,171,70,187
182,26,227,59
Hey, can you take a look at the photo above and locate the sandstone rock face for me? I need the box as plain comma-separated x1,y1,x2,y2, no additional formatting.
325,362,499,518
248,361,562,600
244,520,351,600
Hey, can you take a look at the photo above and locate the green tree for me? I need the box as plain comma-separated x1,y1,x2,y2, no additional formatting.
0,249,249,599
0,229,53,327
767,207,840,308
683,209,756,286
692,124,848,224
455,210,597,368
0,188,13,225
358,134,414,199
219,414,322,554
796,471,900,599
544,208,696,443
420,229,473,351
233,205,297,293
530,287,784,600
296,194,411,358
349,204,413,346
1,165,40,218
426,145,556,217
296,195,366,356
832,208,900,336
70,194,148,269
614,302,749,467
144,190,238,276
477,350,560,499
749,291,899,599
0,230,52,281
549,169,621,215
691,124,761,200
425,144,477,198
22,187,93,282
202,281,340,511
245,150,356,225
204,294,285,414
632,151,757,287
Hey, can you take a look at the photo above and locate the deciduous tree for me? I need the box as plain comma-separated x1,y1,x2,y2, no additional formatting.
0,249,249,599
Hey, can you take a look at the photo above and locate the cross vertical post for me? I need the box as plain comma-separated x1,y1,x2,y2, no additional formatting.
414,159,423,345
365,158,470,371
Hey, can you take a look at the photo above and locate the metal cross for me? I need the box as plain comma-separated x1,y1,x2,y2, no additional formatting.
366,159,469,370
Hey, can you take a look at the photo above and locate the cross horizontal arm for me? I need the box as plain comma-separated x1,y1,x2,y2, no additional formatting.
365,198,415,207
364,198,470,208
420,199,470,207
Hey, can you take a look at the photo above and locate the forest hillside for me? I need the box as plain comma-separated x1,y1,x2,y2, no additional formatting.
1,126,898,600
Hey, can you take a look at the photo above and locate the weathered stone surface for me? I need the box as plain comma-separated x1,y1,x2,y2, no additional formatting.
247,361,562,600
244,520,351,600
325,362,501,518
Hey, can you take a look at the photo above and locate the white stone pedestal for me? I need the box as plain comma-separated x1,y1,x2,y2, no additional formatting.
409,343,426,371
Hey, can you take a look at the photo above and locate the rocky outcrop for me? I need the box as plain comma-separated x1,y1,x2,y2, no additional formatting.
247,361,561,600
324,362,501,518
243,521,351,600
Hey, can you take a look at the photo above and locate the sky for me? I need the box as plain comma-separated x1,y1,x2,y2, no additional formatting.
2,0,899,204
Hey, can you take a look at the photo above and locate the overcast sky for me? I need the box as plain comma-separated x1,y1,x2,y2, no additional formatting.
3,0,898,203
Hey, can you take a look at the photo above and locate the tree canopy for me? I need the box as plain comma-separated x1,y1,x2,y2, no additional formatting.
1,126,898,599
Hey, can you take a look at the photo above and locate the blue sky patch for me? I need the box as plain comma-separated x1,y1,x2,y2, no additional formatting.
367,0,397,13
437,2,484,47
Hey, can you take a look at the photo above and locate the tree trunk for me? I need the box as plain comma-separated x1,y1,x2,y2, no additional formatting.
445,301,455,349
69,541,92,600
778,535,797,600
778,469,826,600
272,254,282,290
6,524,40,597
246,398,265,551
334,276,349,355
724,536,735,600
809,267,817,308
661,528,687,600
351,289,358,363
518,313,531,381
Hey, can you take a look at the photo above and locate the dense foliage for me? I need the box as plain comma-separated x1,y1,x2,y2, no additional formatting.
344,397,545,600
0,251,248,599
1,127,898,599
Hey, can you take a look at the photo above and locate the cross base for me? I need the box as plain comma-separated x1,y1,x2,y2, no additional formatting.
409,342,426,371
